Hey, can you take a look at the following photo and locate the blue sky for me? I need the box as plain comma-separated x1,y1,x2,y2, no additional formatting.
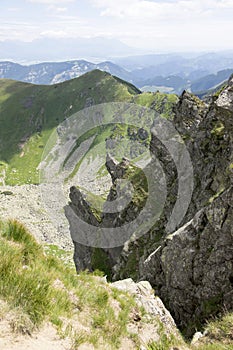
1,0,233,51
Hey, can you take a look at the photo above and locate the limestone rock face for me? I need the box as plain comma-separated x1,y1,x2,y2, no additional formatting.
65,157,145,273
112,278,181,344
67,75,233,335
140,187,233,335
68,186,100,227
140,77,233,330
216,76,233,112
105,153,118,182
64,186,98,272
112,278,176,329
112,75,233,334
174,90,208,133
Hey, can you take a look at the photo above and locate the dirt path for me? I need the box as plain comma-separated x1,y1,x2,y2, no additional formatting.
0,184,72,249
0,322,71,350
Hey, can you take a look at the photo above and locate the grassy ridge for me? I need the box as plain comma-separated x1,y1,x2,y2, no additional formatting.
0,71,139,185
0,71,178,185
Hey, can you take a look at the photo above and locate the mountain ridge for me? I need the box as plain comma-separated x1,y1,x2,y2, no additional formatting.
0,70,177,185
0,70,140,185
0,67,233,348
1,56,233,94
0,60,132,85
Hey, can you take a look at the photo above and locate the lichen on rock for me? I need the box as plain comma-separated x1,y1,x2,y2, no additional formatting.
66,76,233,337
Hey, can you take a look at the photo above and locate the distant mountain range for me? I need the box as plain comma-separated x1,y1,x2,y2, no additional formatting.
114,52,233,71
1,51,233,94
0,60,131,85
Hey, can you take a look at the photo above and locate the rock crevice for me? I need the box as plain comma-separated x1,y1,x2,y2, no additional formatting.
66,75,233,335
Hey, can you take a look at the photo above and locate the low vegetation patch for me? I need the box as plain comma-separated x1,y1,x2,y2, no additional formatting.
0,219,143,348
0,218,232,349
192,313,233,350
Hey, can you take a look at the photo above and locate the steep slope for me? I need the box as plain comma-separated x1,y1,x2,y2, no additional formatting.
115,76,233,335
0,70,140,185
191,68,233,93
0,219,184,350
67,74,233,337
0,71,178,185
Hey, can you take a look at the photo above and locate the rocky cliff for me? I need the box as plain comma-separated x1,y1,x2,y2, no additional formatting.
140,186,233,336
66,75,233,336
65,154,148,275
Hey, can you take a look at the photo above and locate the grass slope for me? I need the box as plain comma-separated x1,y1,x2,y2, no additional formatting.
0,71,178,185
0,219,232,349
0,219,143,348
0,71,139,185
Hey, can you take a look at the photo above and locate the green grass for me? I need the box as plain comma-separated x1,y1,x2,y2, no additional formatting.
64,121,150,186
6,129,52,184
147,320,184,350
194,345,233,350
0,218,144,348
0,218,232,349
0,72,178,186
133,91,178,119
0,71,140,185
193,313,233,350
146,314,233,350
43,244,74,269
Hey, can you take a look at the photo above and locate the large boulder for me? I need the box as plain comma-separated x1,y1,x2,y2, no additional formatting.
112,278,182,345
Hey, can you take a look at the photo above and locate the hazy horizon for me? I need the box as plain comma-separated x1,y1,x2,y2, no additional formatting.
2,48,233,66
1,0,233,62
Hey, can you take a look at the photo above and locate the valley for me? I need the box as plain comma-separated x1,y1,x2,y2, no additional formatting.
1,0,233,348
0,67,233,349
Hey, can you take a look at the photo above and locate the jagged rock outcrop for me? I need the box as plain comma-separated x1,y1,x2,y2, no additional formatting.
65,184,120,273
112,76,233,334
141,76,233,334
112,278,182,344
64,186,99,271
65,155,147,274
67,75,233,336
111,91,209,282
105,153,118,181
174,90,208,132
216,76,233,112
140,186,233,336
105,154,130,182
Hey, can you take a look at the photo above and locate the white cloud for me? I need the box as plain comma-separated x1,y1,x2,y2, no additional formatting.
217,0,233,8
47,5,68,13
56,7,67,12
40,30,68,37
28,0,74,4
92,0,233,21
89,0,233,51
7,7,20,12
0,21,39,41
1,0,233,52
